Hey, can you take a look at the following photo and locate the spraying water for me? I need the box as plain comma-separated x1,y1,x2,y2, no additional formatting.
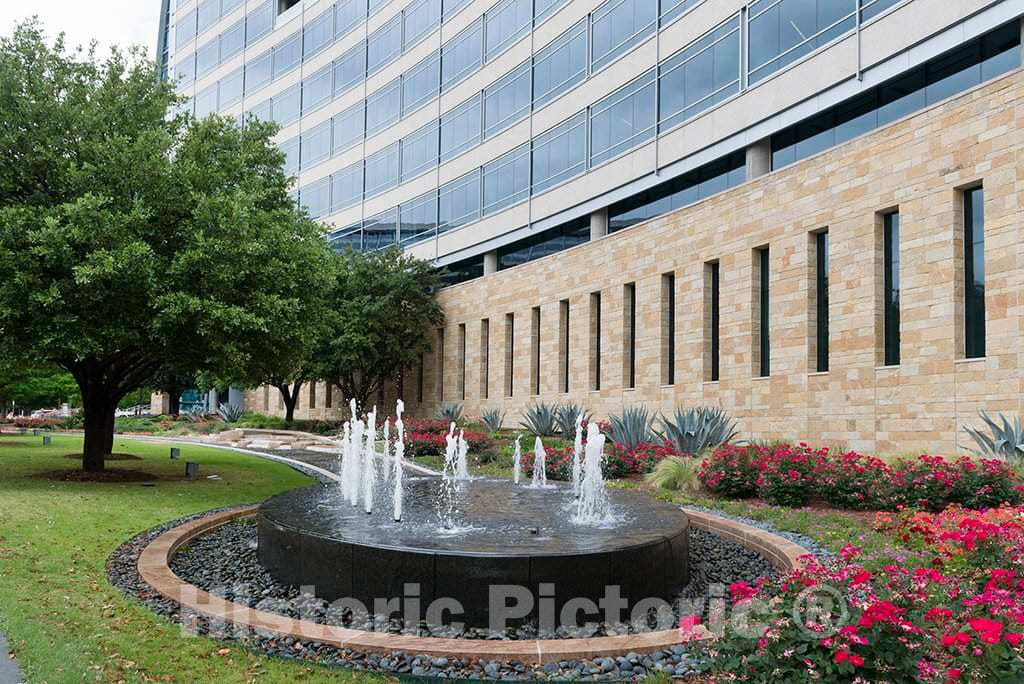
512,434,522,484
361,407,377,514
571,413,584,498
393,401,405,522
338,421,351,482
437,423,460,529
456,429,470,480
530,436,547,488
573,422,611,524
381,417,392,485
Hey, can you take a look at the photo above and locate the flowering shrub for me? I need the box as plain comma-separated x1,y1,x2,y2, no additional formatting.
404,430,491,459
890,455,1022,512
753,444,826,507
687,505,1024,683
403,418,457,435
698,443,1022,511
817,450,896,510
11,417,63,429
606,441,677,477
698,444,762,498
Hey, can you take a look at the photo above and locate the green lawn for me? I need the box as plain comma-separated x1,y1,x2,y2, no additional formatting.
0,433,381,684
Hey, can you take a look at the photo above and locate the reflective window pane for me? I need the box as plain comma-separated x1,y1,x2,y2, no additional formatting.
591,0,657,71
439,171,481,232
366,79,402,135
442,19,482,91
748,0,856,85
302,65,333,113
401,122,440,181
363,208,399,251
440,94,482,162
281,137,300,176
533,20,586,108
331,163,364,211
659,17,740,131
303,9,334,59
219,67,244,107
195,84,218,118
246,2,274,46
175,10,197,49
485,0,531,59
403,52,440,115
364,143,400,197
220,20,245,62
196,40,220,77
245,51,272,93
590,70,656,166
367,16,402,75
483,143,530,215
484,60,530,139
336,0,366,37
273,33,302,78
300,178,331,218
531,111,586,194
400,191,438,245
272,85,302,126
197,0,221,34
334,44,367,96
405,0,441,50
301,120,333,169
333,103,366,154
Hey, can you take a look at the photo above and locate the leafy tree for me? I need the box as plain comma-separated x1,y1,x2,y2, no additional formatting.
0,364,79,413
0,23,333,471
314,248,444,411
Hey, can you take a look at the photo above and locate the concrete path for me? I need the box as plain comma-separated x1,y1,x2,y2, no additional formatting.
0,633,23,684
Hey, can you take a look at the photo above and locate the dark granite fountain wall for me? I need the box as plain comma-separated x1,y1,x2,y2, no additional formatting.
258,479,689,628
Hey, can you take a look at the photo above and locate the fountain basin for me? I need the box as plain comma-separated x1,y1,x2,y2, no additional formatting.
257,479,689,629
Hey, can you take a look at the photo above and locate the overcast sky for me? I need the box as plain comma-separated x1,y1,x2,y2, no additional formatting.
0,1,161,59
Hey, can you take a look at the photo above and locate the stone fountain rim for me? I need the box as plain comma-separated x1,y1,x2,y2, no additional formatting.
135,503,812,664
259,481,690,558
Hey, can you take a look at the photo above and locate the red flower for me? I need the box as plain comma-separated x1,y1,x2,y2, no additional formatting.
967,617,1003,644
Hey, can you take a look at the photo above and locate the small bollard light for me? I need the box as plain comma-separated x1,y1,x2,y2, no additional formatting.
185,462,199,480
42,435,51,446
170,447,181,460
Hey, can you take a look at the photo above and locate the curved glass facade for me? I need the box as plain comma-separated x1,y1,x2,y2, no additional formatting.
161,0,1022,285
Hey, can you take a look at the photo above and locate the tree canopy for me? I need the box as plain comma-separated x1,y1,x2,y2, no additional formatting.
0,22,333,470
314,247,444,411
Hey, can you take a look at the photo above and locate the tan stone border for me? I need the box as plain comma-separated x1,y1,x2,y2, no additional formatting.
136,505,811,664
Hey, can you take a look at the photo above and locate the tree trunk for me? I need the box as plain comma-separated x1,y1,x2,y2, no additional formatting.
277,382,303,424
82,395,116,472
168,392,181,416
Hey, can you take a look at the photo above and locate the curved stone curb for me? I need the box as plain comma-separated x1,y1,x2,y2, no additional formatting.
681,508,812,572
137,504,814,665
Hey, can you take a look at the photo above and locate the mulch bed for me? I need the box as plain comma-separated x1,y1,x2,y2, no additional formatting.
34,468,163,483
63,452,143,461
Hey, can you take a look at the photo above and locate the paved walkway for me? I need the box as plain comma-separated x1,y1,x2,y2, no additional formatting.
0,633,23,684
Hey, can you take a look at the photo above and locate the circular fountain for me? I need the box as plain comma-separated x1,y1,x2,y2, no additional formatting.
257,404,689,631
258,478,689,629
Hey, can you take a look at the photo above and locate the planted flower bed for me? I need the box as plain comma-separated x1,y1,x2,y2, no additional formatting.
685,504,1024,682
699,443,1023,511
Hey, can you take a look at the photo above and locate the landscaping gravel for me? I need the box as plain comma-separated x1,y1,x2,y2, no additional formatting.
682,505,834,558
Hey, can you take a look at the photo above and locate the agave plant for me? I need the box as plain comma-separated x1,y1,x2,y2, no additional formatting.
964,411,1024,464
435,402,464,423
607,405,660,450
480,408,506,433
660,406,738,456
521,402,560,437
555,403,592,437
645,455,702,493
217,402,244,423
